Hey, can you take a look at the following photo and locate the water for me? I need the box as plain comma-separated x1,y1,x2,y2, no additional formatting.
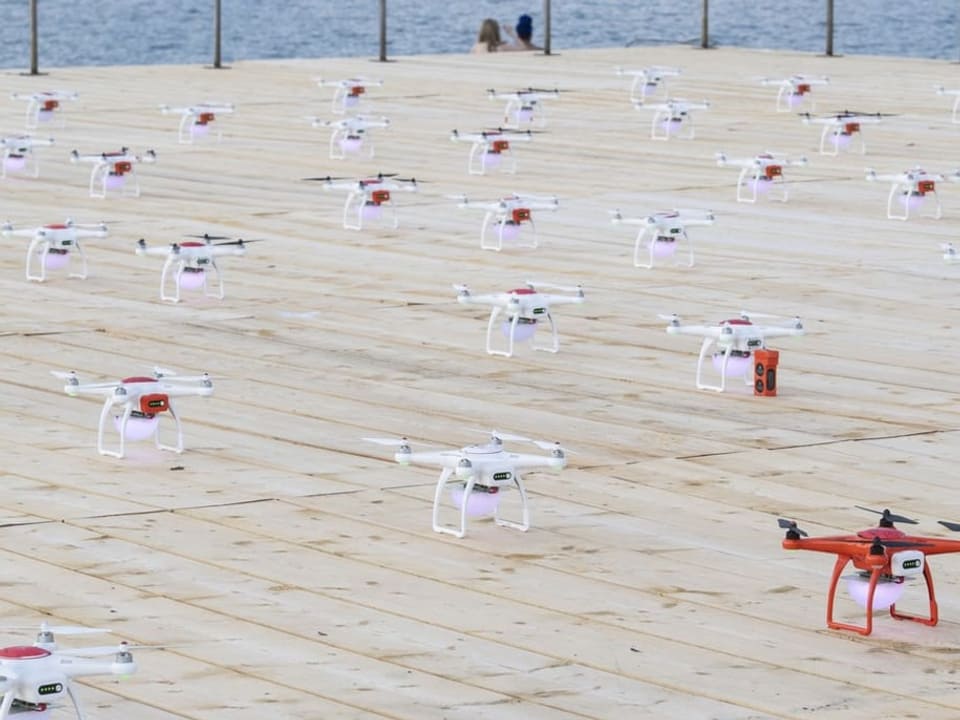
0,1,956,69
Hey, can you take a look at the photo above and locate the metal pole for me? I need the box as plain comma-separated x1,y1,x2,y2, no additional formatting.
543,0,551,55
29,0,38,75
378,0,387,61
826,0,834,56
213,0,222,68
700,0,709,49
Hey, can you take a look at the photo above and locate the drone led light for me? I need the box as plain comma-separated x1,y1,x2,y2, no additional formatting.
43,249,70,270
482,151,503,169
339,135,364,154
831,132,853,149
362,201,383,221
36,109,54,123
4,154,26,172
660,118,683,135
113,413,159,441
899,192,925,212
515,107,535,124
449,486,502,517
750,177,774,195
502,319,537,342
190,122,210,137
712,352,752,377
496,220,521,242
344,94,360,108
845,574,906,611
788,92,804,108
649,238,678,258
104,172,126,191
178,268,206,290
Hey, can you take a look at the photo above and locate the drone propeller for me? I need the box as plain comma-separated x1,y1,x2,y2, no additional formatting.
526,280,582,293
855,506,918,525
2,622,108,636
831,109,897,118
939,520,960,532
213,238,265,246
302,175,349,182
778,518,808,537
185,233,232,241
57,641,161,657
50,370,78,381
363,436,414,447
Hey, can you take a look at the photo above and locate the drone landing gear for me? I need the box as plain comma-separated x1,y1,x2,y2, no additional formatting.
343,192,397,231
485,309,559,357
467,143,516,176
67,684,87,720
89,165,140,199
432,468,530,539
1,149,39,179
650,110,694,141
695,341,752,392
329,129,374,160
819,125,866,156
480,213,537,251
25,238,87,282
97,398,184,459
825,556,939,636
634,229,693,269
160,258,224,303
736,168,789,203
886,183,941,221
177,113,222,144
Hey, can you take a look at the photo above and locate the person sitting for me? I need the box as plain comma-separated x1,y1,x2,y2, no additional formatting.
471,18,506,53
502,14,542,51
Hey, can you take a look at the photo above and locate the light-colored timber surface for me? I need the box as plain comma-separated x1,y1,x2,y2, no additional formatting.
0,43,959,720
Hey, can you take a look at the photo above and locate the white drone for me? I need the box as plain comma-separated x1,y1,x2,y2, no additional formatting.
487,87,559,128
633,98,710,140
800,111,885,156
610,208,714,268
310,114,390,159
663,311,805,392
943,242,957,263
10,90,77,128
0,135,54,179
759,75,829,112
449,128,533,175
159,102,234,143
715,151,808,203
454,281,584,357
54,367,213,458
306,173,418,230
0,622,138,720
864,167,960,221
2,219,107,282
69,148,157,198
936,85,960,123
365,431,568,538
451,192,558,251
316,77,382,114
615,66,681,103
136,234,255,303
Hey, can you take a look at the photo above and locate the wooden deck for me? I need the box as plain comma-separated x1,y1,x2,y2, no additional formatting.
1,43,959,719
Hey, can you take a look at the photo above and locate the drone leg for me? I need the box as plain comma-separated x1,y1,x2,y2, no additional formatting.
25,236,45,281
494,473,530,532
505,147,517,175
533,312,559,353
99,398,126,458
650,110,665,141
773,174,789,203
90,166,106,199
695,338,724,392
886,182,907,220
25,99,38,129
206,258,225,300
128,168,141,198
633,227,652,268
681,230,694,268
735,168,756,203
67,683,88,720
468,143,484,175
485,307,512,357
329,129,345,160
343,192,362,231
526,218,538,249
931,190,943,220
332,87,346,115
432,468,467,538
953,96,960,124
160,257,180,303
890,561,939,626
775,86,787,113
389,200,399,230
629,75,643,104
178,113,192,144
0,690,14,720
504,98,518,128
480,211,499,251
156,401,185,454
70,239,88,280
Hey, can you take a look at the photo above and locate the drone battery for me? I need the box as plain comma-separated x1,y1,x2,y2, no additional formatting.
753,348,779,397
113,161,132,175
139,393,169,414
349,86,365,96
371,189,390,204
197,112,215,125
918,180,936,195
42,99,59,111
764,165,783,179
844,122,860,134
491,140,510,153
512,208,531,223
796,83,811,95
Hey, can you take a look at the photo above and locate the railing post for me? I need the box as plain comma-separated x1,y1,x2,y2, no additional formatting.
378,0,387,61
29,0,39,75
213,0,223,68
543,0,552,55
700,0,709,49
826,0,834,56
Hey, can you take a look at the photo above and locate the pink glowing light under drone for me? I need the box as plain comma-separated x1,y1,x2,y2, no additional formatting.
515,107,534,123
660,118,683,135
642,82,657,96
711,352,752,377
495,220,521,242
178,269,206,290
104,173,126,191
449,486,501,517
501,319,537,342
482,151,503,169
37,109,54,123
845,575,906,611
190,122,211,137
4,154,26,172
649,238,678,258
339,135,363,154
788,92,804,108
362,202,383,221
899,192,925,211
113,414,160,441
831,132,853,149
43,249,70,270
750,177,774,195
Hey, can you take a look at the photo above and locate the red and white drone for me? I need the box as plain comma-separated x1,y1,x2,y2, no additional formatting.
610,208,715,268
935,85,960,123
311,114,390,159
663,311,804,392
365,431,568,538
634,98,709,141
454,281,585,357
0,135,54,179
136,234,255,303
305,173,418,230
159,102,234,143
54,367,213,459
451,192,558,251
0,622,138,720
615,66,681,103
449,128,533,175
316,76,382,114
864,167,960,221
69,148,157,198
715,151,808,203
487,87,559,128
10,90,77,128
800,111,886,156
2,219,107,282
759,74,829,112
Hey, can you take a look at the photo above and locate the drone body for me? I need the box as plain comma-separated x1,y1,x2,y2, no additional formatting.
10,90,77,129
70,148,156,198
759,75,829,112
2,220,107,282
137,235,251,303
454,281,584,357
0,135,54,179
715,152,807,203
55,368,213,458
488,88,559,128
864,167,958,220
611,208,714,268
310,174,418,230
801,111,883,156
0,624,137,720
160,102,234,143
317,77,382,114
366,432,568,538
780,509,960,636
312,114,390,159
615,66,681,104
453,192,558,251
449,129,532,176
664,312,804,392
634,98,709,141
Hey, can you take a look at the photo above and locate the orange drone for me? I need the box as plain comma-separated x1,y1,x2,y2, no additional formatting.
779,507,960,636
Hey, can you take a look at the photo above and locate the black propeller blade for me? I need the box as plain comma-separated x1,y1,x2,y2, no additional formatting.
778,518,807,537
855,506,918,526
185,233,232,242
939,520,960,532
